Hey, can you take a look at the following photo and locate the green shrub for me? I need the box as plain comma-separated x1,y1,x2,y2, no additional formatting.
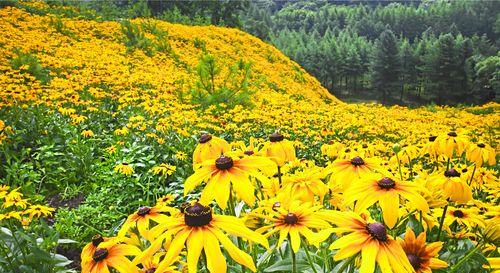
10,50,51,84
189,54,254,110
120,20,154,56
0,221,76,273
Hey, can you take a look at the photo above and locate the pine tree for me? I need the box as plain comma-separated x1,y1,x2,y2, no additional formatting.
371,29,400,104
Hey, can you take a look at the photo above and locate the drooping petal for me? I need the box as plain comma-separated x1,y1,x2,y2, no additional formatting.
186,228,205,273
209,227,257,272
204,231,227,273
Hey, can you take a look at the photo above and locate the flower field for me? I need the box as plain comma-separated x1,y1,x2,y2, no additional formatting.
0,3,499,273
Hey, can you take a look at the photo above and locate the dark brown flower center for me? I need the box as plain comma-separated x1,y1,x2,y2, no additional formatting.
199,133,212,144
362,144,368,148
377,177,396,189
447,131,457,137
145,268,156,273
477,143,485,148
215,156,234,170
366,222,388,242
350,156,365,166
407,253,422,270
244,150,254,156
429,136,437,142
137,206,151,216
122,162,129,166
284,213,299,225
453,210,464,218
92,248,108,262
444,169,460,177
91,234,104,247
269,132,284,142
184,203,212,227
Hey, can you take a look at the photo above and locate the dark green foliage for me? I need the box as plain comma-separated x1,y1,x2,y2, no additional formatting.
189,54,254,110
244,0,499,105
371,29,400,104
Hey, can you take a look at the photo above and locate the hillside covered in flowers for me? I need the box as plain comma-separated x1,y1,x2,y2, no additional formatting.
0,2,498,273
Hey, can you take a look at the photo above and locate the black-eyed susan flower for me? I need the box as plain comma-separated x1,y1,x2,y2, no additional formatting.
325,211,415,273
253,199,332,253
81,238,141,273
81,129,94,137
437,168,472,204
81,234,110,264
23,204,54,219
150,163,176,176
281,168,328,203
114,162,134,176
466,142,496,167
326,156,380,190
434,131,468,158
343,174,429,228
439,206,485,230
136,202,269,273
118,205,171,238
398,228,448,273
192,133,230,166
261,131,296,167
184,154,275,210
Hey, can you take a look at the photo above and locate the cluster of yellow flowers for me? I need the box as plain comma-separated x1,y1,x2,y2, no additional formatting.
81,131,499,273
0,185,54,225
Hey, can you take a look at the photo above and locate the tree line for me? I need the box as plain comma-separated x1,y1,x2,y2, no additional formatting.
242,0,499,105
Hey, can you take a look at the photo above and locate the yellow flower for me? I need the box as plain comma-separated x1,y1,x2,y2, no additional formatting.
23,204,54,219
398,228,448,273
325,211,415,273
439,206,485,231
344,174,429,229
439,168,472,204
175,151,187,160
466,142,496,167
434,131,468,158
114,163,134,176
326,156,380,190
192,133,230,166
118,205,171,238
261,132,296,167
281,168,328,203
81,130,94,137
136,202,269,273
184,153,275,209
151,163,176,176
106,145,117,154
81,238,141,273
253,199,332,253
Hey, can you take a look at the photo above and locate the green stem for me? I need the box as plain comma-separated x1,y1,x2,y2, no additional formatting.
446,158,450,171
277,166,283,186
291,245,297,273
337,254,357,273
395,152,404,180
436,204,448,241
303,243,318,273
449,244,482,273
468,165,476,186
8,222,28,264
